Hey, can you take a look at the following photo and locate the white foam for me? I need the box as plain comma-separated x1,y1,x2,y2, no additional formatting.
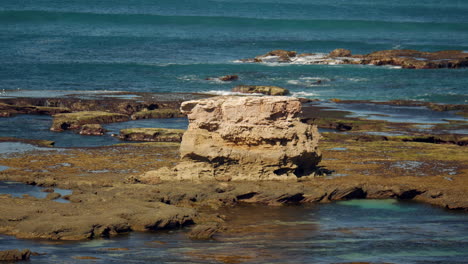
384,65,403,69
291,91,319,97
287,76,330,87
347,77,368,82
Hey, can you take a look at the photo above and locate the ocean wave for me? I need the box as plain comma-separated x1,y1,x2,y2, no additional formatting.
1,10,465,31
287,77,331,87
291,91,319,97
346,77,368,82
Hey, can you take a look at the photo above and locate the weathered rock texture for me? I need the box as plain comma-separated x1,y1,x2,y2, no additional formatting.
157,96,321,181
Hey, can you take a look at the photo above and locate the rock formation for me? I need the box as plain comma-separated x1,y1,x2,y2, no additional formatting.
241,49,468,69
144,96,321,182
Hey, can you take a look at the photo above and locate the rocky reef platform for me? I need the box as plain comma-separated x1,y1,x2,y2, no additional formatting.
239,49,468,69
0,93,466,248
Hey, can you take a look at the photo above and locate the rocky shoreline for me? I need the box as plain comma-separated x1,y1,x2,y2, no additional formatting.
239,49,468,69
0,93,466,246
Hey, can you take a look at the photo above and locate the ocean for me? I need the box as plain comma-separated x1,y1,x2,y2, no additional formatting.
1,0,468,103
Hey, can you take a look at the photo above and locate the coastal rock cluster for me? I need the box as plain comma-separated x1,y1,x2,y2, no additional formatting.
241,49,468,69
141,96,321,182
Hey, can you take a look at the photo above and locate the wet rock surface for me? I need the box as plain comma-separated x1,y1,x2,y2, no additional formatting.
0,94,466,246
79,124,106,136
0,249,32,261
242,49,468,69
51,111,129,132
118,128,185,142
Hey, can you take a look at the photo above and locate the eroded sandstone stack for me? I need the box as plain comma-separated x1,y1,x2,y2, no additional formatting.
151,96,321,181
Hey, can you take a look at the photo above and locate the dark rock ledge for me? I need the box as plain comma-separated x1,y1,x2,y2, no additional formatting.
240,49,468,69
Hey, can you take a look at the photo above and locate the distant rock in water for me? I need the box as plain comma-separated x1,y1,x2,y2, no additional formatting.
205,74,239,82
232,85,289,96
219,75,239,81
329,48,352,57
140,96,321,182
241,49,468,69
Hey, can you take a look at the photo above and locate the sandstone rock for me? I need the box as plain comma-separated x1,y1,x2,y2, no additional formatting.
329,48,352,57
79,124,105,136
155,96,321,181
118,128,185,142
232,85,289,96
0,249,31,261
51,111,129,132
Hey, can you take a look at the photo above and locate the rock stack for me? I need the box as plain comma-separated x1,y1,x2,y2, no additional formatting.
142,96,321,182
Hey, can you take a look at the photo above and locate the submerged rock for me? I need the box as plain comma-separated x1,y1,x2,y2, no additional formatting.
144,96,321,182
232,85,289,96
187,223,221,240
219,75,239,81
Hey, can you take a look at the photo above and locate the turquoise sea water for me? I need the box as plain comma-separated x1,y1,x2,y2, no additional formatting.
1,0,468,103
0,200,467,263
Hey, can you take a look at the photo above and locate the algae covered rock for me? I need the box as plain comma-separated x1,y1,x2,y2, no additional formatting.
51,111,129,131
232,85,289,96
118,128,185,142
130,109,184,120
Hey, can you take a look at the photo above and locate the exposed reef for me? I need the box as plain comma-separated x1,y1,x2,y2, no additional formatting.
0,94,466,245
51,111,129,132
118,128,185,142
240,49,468,69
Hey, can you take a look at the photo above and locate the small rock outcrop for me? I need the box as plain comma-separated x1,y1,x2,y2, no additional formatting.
0,249,31,261
118,128,185,142
232,85,289,96
219,75,239,81
79,124,106,136
143,96,321,182
329,48,352,57
242,49,468,69
51,111,128,132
